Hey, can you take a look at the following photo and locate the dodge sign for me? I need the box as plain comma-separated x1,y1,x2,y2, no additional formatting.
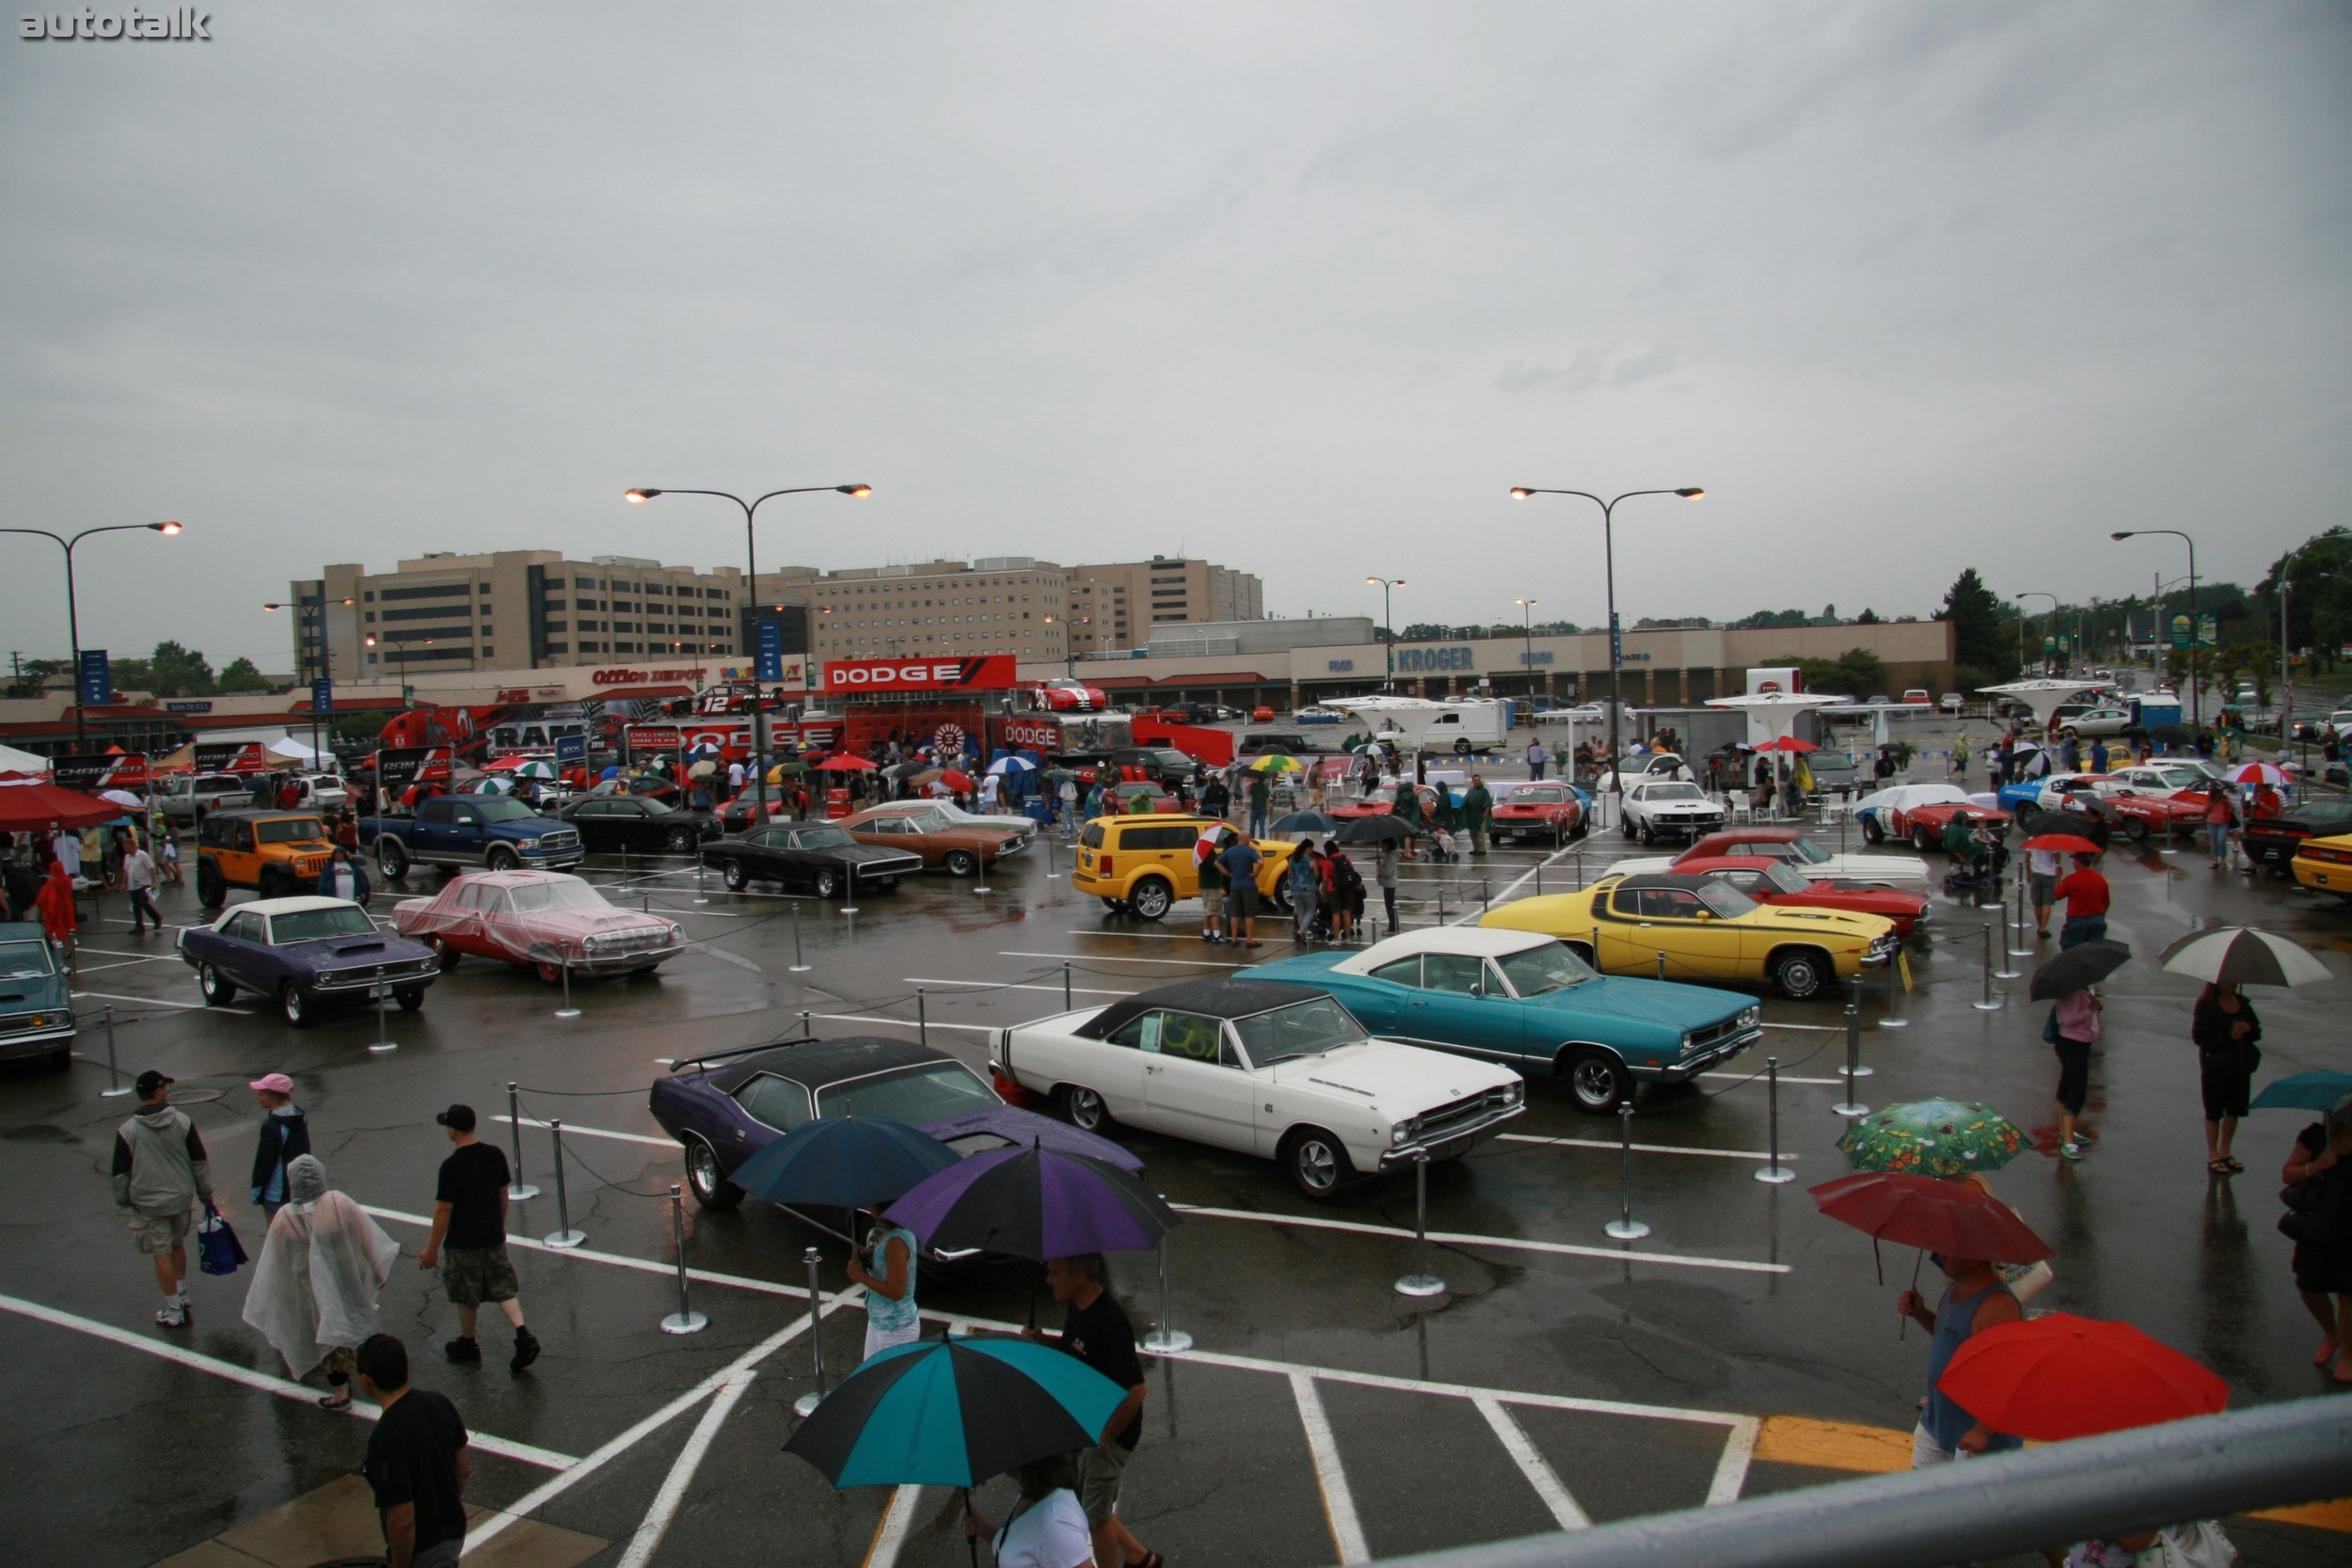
821,656,1016,696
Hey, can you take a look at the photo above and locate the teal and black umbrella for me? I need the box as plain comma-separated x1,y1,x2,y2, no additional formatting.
726,1116,957,1210
783,1336,1125,1488
2249,1070,2352,1113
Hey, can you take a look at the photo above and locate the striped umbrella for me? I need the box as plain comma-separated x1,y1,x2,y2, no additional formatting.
2228,762,2288,786
886,1144,1179,1259
2157,926,2331,989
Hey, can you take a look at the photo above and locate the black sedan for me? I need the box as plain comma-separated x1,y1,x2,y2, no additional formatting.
558,794,723,854
700,823,925,896
2244,799,2352,873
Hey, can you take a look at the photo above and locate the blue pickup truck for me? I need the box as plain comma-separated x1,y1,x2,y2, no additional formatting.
362,793,585,880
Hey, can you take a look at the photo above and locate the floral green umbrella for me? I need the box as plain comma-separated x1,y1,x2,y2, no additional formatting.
1838,1099,2027,1180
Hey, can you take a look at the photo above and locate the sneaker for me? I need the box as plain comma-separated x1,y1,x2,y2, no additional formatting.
2059,1140,2084,1162
444,1336,482,1364
510,1327,541,1373
155,1301,187,1328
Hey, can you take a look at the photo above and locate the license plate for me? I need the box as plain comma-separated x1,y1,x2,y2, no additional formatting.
371,984,391,1000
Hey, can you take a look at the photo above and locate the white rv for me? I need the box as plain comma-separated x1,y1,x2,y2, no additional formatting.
1329,695,1513,755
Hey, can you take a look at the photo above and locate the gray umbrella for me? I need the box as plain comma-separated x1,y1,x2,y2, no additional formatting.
2158,926,2332,989
1335,815,1414,845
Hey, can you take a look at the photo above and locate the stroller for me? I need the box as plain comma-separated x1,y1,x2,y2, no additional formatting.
1939,814,2010,900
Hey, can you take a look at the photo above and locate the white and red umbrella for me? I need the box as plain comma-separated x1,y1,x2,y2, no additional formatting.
2229,762,2288,786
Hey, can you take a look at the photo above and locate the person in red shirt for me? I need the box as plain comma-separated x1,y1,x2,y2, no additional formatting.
2201,783,2237,868
2054,853,2109,950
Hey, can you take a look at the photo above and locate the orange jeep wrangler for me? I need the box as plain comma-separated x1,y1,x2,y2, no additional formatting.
194,810,338,908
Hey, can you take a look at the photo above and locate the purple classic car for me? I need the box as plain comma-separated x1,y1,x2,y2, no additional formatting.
649,1034,1139,1255
178,896,440,1026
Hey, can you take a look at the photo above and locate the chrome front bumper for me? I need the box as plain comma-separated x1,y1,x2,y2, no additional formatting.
1378,1101,1526,1167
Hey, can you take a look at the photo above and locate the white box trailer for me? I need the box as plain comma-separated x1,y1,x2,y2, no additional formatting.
1328,695,1514,756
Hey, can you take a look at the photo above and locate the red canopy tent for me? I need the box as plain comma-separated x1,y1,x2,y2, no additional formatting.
0,774,127,832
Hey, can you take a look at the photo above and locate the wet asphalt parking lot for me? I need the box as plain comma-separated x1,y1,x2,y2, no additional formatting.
4,742,2348,1568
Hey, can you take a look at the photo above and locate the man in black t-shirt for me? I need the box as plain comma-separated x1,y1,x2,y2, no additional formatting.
358,1333,470,1568
417,1104,540,1372
1025,1253,1155,1568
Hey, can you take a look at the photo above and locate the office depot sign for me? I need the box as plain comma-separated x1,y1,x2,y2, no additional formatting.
822,656,1016,696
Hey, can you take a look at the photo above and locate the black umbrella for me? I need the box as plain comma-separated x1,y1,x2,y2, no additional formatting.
2028,939,2132,1001
1335,814,1414,845
884,1144,1180,1260
1269,809,1338,835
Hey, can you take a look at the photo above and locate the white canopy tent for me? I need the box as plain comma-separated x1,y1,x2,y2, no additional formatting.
1976,678,2118,731
0,742,49,775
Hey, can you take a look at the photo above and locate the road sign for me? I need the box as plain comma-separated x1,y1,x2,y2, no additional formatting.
77,649,109,706
1609,612,1623,669
2170,614,2191,651
555,732,587,765
311,677,333,714
2198,613,2217,648
755,619,786,682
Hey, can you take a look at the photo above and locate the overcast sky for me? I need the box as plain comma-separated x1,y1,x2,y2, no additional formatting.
4,3,2346,672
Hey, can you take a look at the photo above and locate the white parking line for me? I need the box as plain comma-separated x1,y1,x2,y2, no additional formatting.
614,1372,757,1568
362,1206,804,1298
70,990,215,1011
1699,1069,1844,1087
1000,949,1244,968
1473,1394,1589,1530
72,947,182,963
1707,1415,1762,1506
496,1114,674,1148
863,1482,927,1568
1497,1133,1796,1162
1291,1372,1370,1565
905,975,1135,998
0,1291,576,1471
1168,1202,1788,1275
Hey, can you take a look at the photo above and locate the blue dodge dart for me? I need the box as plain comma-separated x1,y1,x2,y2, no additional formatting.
1248,927,1760,1113
178,896,440,1026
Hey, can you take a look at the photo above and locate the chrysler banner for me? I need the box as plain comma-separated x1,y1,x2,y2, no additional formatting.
821,656,1017,696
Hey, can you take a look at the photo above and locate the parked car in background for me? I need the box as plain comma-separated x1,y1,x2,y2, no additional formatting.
856,799,1041,839
1239,731,1345,757
1248,928,1758,1114
650,1035,1136,1243
2058,707,2135,738
180,896,438,1024
1618,780,1725,846
993,976,1524,1197
1488,782,1588,843
1851,784,2011,850
1073,815,1294,919
193,809,339,908
1481,873,1897,1000
392,870,683,981
0,922,75,1069
839,803,1025,877
1250,705,1277,722
1673,856,1931,937
364,793,586,880
1804,751,1867,800
1595,752,1693,794
2291,832,2352,903
699,822,924,896
1099,745,1200,788
557,793,722,855
1901,689,1931,705
156,771,254,828
1610,827,1931,891
2030,773,2206,843
1938,694,1965,714
1294,705,1345,724
2244,800,2352,874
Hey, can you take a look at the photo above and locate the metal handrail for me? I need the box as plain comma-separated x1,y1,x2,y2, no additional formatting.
1357,1399,2349,1568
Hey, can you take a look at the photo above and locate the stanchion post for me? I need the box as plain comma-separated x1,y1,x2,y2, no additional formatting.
2009,859,2034,958
1974,924,2004,1011
505,1082,540,1200
792,1245,827,1418
799,1009,813,1039
1044,833,1058,880
1395,1152,1447,1295
1878,951,1908,1030
973,853,990,895
917,986,929,1051
840,860,859,917
98,1006,132,1097
693,857,708,906
1657,950,1667,981
370,981,398,1053
660,1183,708,1335
1604,1103,1650,1240
543,1119,585,1247
554,954,580,1020
1835,990,1870,1117
1142,1226,1196,1350
788,900,811,974
1063,962,1073,1010
1993,895,2023,978
1755,1057,1796,1183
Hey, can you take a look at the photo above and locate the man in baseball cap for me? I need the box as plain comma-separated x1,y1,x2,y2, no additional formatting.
248,1072,310,1221
420,1104,539,1372
112,1070,214,1328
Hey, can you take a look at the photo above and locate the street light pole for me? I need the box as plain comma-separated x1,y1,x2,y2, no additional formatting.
2113,530,2200,730
0,522,183,746
2016,593,2058,677
1516,596,1538,704
628,485,870,822
266,595,354,769
1507,487,1704,802
1366,577,1405,691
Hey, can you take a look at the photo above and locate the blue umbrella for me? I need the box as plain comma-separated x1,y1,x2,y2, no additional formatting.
784,1336,1124,1488
726,1116,958,1210
2249,1070,2352,1113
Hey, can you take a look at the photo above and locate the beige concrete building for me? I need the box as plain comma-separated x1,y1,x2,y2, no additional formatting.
759,557,1071,663
292,551,746,680
1058,556,1263,652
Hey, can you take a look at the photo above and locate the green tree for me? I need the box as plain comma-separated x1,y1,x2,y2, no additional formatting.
215,657,271,694
1764,648,1888,697
1854,608,1881,625
147,641,215,697
1936,569,2013,680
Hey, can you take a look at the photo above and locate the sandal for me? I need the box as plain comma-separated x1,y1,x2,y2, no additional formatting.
2222,1156,2244,1173
2206,1158,2233,1175
2313,1338,2340,1367
317,1393,353,1411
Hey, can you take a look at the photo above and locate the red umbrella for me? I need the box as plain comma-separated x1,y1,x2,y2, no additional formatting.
0,777,124,832
2022,832,2103,856
1755,736,1819,753
1936,1314,2227,1440
1808,1171,2052,1265
816,755,879,772
935,769,975,792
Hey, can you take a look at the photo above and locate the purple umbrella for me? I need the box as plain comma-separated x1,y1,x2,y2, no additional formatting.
884,1144,1179,1259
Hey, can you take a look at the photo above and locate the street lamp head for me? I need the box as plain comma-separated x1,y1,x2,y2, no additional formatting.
151,521,183,534
837,484,872,498
2110,531,2134,540
262,603,283,611
364,635,377,647
1675,488,1705,499
626,489,660,502
1509,488,1534,500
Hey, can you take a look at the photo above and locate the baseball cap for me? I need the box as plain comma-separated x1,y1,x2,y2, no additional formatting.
134,1069,173,1097
248,1072,294,1095
435,1103,478,1132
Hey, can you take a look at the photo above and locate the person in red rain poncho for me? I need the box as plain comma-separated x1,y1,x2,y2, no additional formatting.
35,859,78,959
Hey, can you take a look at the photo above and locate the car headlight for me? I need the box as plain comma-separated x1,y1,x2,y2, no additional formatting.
1391,1117,1421,1145
1740,1006,1761,1028
516,837,539,849
1504,1080,1524,1103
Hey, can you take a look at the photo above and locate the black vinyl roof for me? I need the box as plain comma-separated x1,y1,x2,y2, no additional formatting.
702,1035,949,1094
1077,977,1331,1040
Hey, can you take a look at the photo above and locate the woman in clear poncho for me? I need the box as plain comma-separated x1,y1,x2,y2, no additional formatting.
240,1154,401,1410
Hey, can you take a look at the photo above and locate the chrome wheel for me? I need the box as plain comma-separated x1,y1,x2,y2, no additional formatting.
1062,1085,1109,1132
1286,1129,1353,1198
1565,1049,1627,1115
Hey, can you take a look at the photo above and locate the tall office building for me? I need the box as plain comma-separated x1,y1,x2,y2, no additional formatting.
762,557,1071,662
291,550,745,679
1062,557,1263,651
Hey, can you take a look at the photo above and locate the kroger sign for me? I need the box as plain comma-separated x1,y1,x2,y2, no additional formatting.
1394,645,1478,673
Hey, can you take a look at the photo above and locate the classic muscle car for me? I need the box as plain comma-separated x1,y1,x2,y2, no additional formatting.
0,922,75,1069
2292,832,2352,902
1595,752,1694,794
1488,783,1588,842
1480,872,1897,1000
699,822,924,896
1673,856,1931,936
2026,774,2207,842
1619,780,1725,846
839,804,1027,876
180,896,439,1024
1610,827,1931,891
993,977,1524,1197
1851,784,2012,850
557,793,723,854
857,799,1041,838
1248,927,1759,1114
392,870,683,980
2244,800,2352,873
649,1036,1138,1257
